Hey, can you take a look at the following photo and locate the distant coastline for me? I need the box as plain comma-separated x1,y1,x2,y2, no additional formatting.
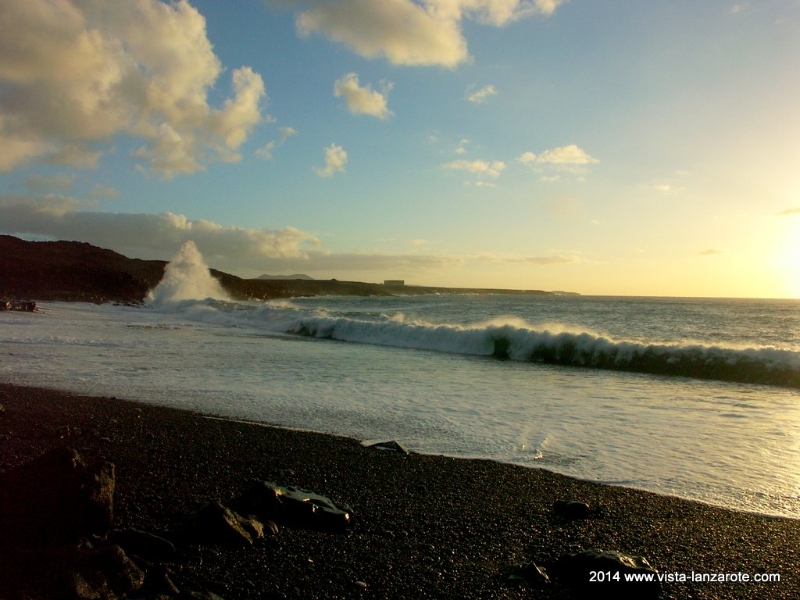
0,235,576,304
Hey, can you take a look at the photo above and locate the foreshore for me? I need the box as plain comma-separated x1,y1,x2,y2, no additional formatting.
1,382,797,599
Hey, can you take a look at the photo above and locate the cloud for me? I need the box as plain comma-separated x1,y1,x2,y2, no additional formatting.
651,183,685,194
88,184,121,199
274,249,580,274
334,73,394,119
294,0,467,67
699,249,725,256
256,126,298,160
471,252,579,265
0,193,461,276
518,144,598,167
256,141,278,161
518,144,599,180
0,195,320,266
0,0,267,178
314,143,348,177
0,194,585,279
443,159,505,178
466,84,498,104
280,0,566,68
293,251,463,273
44,144,104,170
455,139,470,154
778,207,800,217
26,174,75,194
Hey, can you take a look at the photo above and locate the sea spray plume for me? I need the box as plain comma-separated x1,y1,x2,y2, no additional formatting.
149,241,230,305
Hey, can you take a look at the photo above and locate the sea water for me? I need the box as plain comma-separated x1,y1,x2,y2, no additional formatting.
2,270,799,518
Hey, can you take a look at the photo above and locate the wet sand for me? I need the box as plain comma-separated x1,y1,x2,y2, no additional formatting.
0,382,797,599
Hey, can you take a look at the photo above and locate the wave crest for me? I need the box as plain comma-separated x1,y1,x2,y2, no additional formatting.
291,314,800,388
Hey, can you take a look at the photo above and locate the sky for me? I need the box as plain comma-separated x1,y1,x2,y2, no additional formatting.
1,0,799,298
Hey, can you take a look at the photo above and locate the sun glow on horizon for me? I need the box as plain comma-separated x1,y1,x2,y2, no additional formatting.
766,217,800,299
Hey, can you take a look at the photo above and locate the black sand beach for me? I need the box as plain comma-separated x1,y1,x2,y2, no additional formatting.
1,382,797,599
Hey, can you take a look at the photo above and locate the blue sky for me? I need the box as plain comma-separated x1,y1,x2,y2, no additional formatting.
1,0,799,297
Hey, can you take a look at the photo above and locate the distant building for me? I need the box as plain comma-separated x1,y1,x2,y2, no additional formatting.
383,280,405,286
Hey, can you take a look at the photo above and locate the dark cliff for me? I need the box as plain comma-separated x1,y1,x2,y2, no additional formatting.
0,235,556,303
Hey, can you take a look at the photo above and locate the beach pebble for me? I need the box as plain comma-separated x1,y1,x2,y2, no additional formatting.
552,500,591,519
505,562,550,586
367,440,410,454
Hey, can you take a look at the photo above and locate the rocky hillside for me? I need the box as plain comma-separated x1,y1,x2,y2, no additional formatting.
0,236,392,303
0,235,166,303
0,235,556,304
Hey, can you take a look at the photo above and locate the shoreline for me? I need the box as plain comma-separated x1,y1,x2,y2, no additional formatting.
1,382,798,599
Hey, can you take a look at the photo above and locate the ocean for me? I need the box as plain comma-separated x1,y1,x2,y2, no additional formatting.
2,255,799,519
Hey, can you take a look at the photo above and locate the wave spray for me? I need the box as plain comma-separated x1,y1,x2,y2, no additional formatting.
150,241,230,305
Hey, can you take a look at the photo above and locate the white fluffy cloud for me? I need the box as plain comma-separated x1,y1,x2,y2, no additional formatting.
280,0,566,67
334,73,394,119
443,159,506,178
314,144,348,177
518,145,598,179
0,0,266,177
518,144,598,166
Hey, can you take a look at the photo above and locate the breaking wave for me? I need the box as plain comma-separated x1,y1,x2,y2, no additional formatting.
149,241,229,306
146,295,800,389
289,313,800,389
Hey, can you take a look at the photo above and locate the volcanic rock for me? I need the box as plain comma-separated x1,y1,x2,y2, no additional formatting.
367,440,410,454
552,500,591,519
0,447,115,548
185,500,265,547
555,548,660,597
107,528,177,562
233,480,350,532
